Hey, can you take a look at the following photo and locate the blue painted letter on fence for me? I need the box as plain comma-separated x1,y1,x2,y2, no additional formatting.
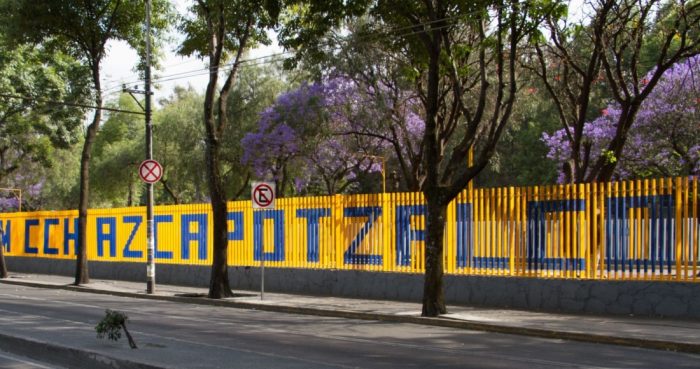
96,217,117,257
297,208,330,263
395,205,425,266
181,214,208,260
254,210,285,262
526,199,585,271
343,206,383,265
43,218,60,255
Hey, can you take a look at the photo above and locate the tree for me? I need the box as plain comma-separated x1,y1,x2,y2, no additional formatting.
544,55,700,179
91,94,144,207
280,0,554,316
241,77,388,196
531,0,700,183
0,37,89,199
476,86,560,187
221,62,290,199
1,0,172,284
153,86,207,205
178,0,279,298
286,17,428,191
95,310,137,349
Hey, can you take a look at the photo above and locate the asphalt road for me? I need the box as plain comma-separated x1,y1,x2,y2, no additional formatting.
0,284,699,369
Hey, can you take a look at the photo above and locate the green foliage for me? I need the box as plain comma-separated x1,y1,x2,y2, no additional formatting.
37,144,82,210
95,309,128,342
0,34,90,189
153,86,206,204
477,87,559,187
0,0,174,69
95,309,137,349
602,149,617,165
178,0,277,60
91,94,144,207
221,62,291,199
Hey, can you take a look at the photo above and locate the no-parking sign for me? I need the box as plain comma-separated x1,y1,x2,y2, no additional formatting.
251,182,276,209
139,160,163,184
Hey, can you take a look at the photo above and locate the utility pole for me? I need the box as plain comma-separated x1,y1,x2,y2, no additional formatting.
144,0,155,294
125,0,155,294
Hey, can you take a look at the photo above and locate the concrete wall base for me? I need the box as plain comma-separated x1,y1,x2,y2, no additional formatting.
6,256,700,319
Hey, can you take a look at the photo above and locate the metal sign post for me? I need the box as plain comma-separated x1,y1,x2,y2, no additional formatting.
251,182,276,300
125,1,157,295
144,0,155,294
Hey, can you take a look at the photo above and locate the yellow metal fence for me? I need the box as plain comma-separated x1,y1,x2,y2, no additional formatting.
0,177,698,281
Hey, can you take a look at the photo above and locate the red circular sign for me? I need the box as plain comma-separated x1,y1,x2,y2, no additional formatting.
252,183,274,208
139,160,163,184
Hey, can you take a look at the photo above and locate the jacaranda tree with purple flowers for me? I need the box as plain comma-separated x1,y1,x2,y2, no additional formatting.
544,56,700,180
242,78,390,195
280,0,558,316
532,0,700,183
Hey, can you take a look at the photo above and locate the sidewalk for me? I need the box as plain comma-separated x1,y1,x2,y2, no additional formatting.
2,272,700,356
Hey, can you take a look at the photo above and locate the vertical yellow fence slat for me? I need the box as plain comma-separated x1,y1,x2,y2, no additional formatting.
694,176,699,282
567,184,573,277
519,186,526,277
553,184,560,278
624,179,629,278
477,187,484,276
577,183,585,278
468,185,475,275
683,177,690,281
552,185,558,277
333,194,343,270
587,182,595,279
509,187,515,276
486,188,492,275
446,192,456,275
531,185,538,278
495,187,500,275
651,178,659,280
675,177,683,281
642,180,650,280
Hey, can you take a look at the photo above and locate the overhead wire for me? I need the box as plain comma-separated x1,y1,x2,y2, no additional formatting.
101,11,479,93
0,93,145,115
10,8,506,113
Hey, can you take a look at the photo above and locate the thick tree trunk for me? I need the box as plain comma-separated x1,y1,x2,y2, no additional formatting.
75,72,102,286
207,138,233,298
422,198,448,317
202,67,233,298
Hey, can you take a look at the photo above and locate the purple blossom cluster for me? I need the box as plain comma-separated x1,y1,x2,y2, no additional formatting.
0,197,19,212
241,76,423,194
543,56,700,180
0,173,44,212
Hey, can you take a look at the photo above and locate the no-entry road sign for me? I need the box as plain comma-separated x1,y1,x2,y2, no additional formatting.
139,160,163,184
251,182,276,209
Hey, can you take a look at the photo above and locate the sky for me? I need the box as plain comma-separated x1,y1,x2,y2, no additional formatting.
100,0,282,105
98,0,585,105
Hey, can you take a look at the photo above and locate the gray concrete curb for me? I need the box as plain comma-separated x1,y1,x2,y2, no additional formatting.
0,332,166,369
2,279,698,355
